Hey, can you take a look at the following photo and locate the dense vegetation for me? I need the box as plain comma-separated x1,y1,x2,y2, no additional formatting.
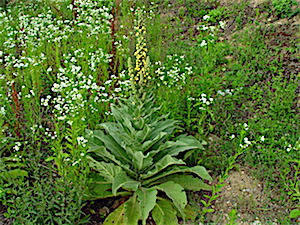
0,0,299,224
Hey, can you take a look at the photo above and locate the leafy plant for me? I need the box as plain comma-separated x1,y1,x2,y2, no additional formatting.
85,93,212,225
272,0,298,18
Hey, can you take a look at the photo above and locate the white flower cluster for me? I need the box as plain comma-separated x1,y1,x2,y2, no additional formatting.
285,143,299,152
195,15,226,47
217,89,233,96
13,142,22,151
42,48,131,124
0,107,5,116
240,137,252,149
154,54,192,89
188,93,214,111
77,136,88,147
1,0,113,51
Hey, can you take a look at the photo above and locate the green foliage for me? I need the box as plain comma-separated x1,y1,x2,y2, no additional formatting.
0,156,28,199
3,152,89,225
85,94,212,225
272,0,298,18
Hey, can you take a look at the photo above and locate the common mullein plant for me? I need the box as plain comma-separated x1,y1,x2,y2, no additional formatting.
85,94,212,225
84,7,211,225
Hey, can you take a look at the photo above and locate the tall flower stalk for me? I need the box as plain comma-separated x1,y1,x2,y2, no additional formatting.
128,8,150,95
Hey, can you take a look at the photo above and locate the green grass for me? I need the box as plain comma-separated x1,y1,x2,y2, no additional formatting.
0,0,299,224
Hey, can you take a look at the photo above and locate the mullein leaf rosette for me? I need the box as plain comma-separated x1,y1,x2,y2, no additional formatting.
85,94,212,225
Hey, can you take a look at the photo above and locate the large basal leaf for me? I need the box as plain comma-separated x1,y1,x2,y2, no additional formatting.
87,156,122,183
154,135,204,160
89,129,131,164
85,130,105,152
143,165,211,186
124,195,141,225
152,200,178,225
136,187,158,225
156,181,187,218
88,143,134,177
101,122,141,152
103,202,126,225
183,165,212,182
112,171,140,195
141,155,185,179
85,182,114,200
152,174,211,191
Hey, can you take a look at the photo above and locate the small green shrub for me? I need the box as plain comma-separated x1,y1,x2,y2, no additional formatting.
85,94,212,225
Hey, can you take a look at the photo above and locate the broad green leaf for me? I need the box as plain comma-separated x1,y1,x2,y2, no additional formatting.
104,202,126,225
155,135,204,159
87,157,122,183
133,117,145,130
141,131,168,152
90,130,131,163
88,145,134,177
148,120,178,141
135,125,152,143
124,195,141,225
143,165,211,185
132,151,145,171
112,171,140,195
185,165,212,181
152,200,178,225
156,181,187,218
136,187,158,225
85,181,113,200
141,155,185,179
289,209,300,218
152,174,211,191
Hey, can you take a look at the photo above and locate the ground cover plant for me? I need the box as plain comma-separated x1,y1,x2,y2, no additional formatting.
0,0,299,224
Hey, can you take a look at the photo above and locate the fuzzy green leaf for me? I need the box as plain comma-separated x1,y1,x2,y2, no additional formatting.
135,125,151,143
89,129,131,163
141,155,185,179
184,165,212,181
155,135,204,159
87,156,122,183
88,143,134,176
156,181,187,218
143,165,211,186
132,151,146,171
148,120,178,141
152,174,211,191
103,202,126,225
152,200,178,225
124,195,141,225
141,131,168,152
112,171,140,195
136,187,158,225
